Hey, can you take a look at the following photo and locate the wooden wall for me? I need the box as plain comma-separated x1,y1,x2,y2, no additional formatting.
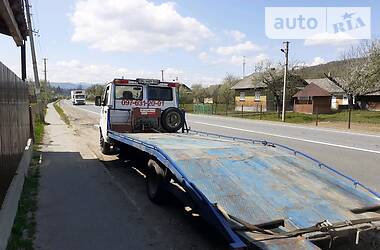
0,62,30,203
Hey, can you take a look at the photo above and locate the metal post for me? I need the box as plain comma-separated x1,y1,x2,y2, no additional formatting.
281,41,289,122
21,43,26,81
241,105,243,118
260,104,262,120
315,107,319,126
242,56,246,78
29,104,35,141
43,58,47,83
348,108,352,129
160,69,164,81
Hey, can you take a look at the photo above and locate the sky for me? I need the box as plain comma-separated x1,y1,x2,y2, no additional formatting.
1,0,380,86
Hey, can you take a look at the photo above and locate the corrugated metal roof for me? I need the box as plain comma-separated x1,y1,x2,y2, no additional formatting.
293,83,331,97
0,0,28,40
366,91,380,96
231,74,266,90
305,78,344,94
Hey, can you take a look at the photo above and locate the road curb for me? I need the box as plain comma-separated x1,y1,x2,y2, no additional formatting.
0,139,33,250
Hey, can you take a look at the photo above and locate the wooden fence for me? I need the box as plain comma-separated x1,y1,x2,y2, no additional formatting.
0,62,31,203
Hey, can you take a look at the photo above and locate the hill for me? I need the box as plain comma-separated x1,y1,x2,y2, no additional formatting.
49,82,94,90
296,60,347,79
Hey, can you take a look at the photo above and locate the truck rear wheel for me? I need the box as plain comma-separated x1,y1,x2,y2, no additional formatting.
161,107,185,133
100,132,111,155
146,159,170,204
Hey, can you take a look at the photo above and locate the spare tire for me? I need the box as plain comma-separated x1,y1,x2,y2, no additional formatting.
161,107,185,133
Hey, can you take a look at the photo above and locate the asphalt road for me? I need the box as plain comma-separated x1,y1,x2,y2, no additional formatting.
57,100,226,249
68,101,380,192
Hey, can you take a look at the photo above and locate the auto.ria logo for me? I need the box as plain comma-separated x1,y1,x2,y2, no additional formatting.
265,7,371,40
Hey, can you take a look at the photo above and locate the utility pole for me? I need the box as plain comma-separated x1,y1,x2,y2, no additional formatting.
43,58,47,83
25,0,43,121
160,69,164,81
281,41,289,122
242,56,246,78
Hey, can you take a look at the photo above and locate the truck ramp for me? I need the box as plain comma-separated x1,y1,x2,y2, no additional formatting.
109,131,380,249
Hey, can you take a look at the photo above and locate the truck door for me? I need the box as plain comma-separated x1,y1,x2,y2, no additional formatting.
100,85,110,139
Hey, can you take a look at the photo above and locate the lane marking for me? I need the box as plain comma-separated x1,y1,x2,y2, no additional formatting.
70,104,100,115
193,121,380,155
187,114,380,139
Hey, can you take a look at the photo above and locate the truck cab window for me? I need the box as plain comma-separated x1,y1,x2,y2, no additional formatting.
148,86,173,101
103,86,109,105
115,85,143,100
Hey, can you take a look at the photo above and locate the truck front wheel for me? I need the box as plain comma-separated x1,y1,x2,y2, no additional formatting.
100,132,111,155
146,159,170,204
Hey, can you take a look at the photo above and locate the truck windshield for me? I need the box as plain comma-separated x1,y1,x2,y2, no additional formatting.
75,95,85,99
147,86,173,101
115,85,143,100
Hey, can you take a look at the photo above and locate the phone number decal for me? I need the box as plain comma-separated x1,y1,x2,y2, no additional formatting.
121,100,164,106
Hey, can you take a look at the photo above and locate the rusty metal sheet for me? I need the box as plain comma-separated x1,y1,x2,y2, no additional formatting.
124,132,380,249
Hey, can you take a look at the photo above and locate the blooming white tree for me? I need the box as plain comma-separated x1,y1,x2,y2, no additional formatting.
325,40,380,108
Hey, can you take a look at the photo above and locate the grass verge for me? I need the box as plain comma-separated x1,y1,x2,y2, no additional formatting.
7,118,45,250
53,100,70,126
182,103,380,125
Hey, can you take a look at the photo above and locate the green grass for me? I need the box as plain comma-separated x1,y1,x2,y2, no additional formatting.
230,111,316,123
34,120,44,145
53,100,70,126
7,159,40,250
182,103,380,125
7,114,46,250
231,110,380,124
318,110,380,124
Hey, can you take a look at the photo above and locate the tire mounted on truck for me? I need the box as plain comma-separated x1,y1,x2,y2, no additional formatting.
161,107,185,133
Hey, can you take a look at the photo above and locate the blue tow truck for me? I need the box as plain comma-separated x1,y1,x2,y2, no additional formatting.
95,78,380,250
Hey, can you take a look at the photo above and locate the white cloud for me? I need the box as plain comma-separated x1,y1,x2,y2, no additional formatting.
198,52,209,62
308,57,326,66
46,59,218,86
70,0,212,52
304,32,360,46
50,60,146,83
200,53,269,66
212,41,261,56
224,30,246,42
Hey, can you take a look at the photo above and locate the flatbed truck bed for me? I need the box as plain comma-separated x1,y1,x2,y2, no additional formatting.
108,130,380,250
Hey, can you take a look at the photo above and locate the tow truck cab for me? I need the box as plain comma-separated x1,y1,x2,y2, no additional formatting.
95,78,185,148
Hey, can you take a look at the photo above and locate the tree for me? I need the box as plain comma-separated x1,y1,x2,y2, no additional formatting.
191,84,208,103
205,84,220,113
86,84,105,100
218,74,239,115
178,85,193,104
324,40,380,108
255,61,306,117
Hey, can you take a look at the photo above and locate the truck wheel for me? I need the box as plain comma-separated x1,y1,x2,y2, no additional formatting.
100,133,111,155
161,107,185,133
146,159,170,204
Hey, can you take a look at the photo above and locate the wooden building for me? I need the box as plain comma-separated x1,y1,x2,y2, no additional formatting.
305,78,348,110
293,83,332,114
231,74,299,112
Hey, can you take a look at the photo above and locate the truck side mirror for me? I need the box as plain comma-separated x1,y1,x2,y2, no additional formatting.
95,96,102,106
